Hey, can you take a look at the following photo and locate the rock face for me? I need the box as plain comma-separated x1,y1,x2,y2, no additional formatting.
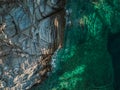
0,0,65,89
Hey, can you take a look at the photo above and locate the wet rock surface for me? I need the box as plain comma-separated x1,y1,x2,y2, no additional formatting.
0,0,65,89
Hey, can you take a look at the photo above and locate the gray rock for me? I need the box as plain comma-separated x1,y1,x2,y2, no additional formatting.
3,66,9,71
0,0,65,89
0,81,6,88
7,76,14,87
13,67,19,75
0,69,2,76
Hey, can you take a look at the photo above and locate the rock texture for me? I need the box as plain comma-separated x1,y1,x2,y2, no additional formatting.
0,0,65,89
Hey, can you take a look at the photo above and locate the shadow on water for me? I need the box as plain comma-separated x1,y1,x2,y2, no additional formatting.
108,32,120,90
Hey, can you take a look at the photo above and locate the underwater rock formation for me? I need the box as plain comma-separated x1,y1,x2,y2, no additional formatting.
0,0,65,89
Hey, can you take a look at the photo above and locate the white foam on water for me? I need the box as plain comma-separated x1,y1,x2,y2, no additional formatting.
51,49,60,73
